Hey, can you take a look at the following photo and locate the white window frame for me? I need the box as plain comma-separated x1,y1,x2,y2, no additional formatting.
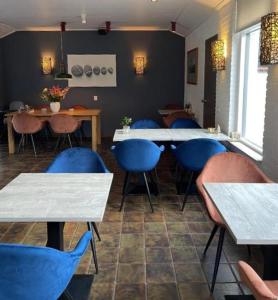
233,23,267,154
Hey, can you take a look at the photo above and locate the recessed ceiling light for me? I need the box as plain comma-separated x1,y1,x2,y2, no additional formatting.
151,0,158,2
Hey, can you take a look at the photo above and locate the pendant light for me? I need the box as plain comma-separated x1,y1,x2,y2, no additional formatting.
55,22,72,80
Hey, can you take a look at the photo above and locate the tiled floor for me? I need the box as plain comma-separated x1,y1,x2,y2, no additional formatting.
0,138,262,300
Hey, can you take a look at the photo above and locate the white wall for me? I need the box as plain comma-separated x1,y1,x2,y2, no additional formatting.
185,0,278,180
262,0,278,180
185,0,235,132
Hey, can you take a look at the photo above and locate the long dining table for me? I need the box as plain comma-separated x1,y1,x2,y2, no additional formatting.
5,109,102,154
113,128,230,142
0,172,113,299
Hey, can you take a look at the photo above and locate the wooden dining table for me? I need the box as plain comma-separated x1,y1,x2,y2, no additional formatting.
5,109,102,154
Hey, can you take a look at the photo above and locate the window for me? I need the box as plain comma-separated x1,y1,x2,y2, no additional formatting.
237,25,268,152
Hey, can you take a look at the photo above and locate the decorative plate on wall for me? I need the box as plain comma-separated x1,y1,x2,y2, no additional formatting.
84,65,93,77
71,64,84,77
93,66,100,75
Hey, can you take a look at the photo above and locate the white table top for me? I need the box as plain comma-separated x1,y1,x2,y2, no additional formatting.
113,128,230,142
0,173,113,222
204,183,278,245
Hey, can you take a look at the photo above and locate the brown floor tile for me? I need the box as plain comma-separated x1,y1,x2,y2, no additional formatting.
90,283,115,300
164,211,185,222
115,284,145,300
147,283,179,300
145,233,169,247
178,283,211,300
123,212,144,223
97,234,120,248
174,263,206,282
120,233,144,248
166,222,189,234
146,263,175,283
144,222,166,233
146,247,172,263
188,222,213,234
119,247,145,264
171,247,199,263
144,212,164,222
168,234,194,247
202,263,236,283
93,264,117,283
122,222,144,233
117,264,145,284
96,246,119,264
103,212,123,222
99,222,122,234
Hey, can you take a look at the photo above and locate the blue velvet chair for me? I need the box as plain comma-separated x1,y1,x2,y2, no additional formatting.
46,147,110,273
112,139,165,212
170,118,201,129
131,119,160,129
0,231,91,300
171,139,226,211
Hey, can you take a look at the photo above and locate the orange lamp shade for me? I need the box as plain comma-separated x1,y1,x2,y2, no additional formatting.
135,57,145,75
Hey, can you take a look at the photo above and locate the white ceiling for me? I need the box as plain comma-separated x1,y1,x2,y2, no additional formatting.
0,0,225,37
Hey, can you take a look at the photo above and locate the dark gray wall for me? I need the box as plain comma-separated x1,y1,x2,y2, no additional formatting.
0,40,5,109
1,31,185,136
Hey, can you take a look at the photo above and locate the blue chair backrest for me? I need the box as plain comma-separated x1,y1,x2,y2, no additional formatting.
46,147,109,173
131,119,160,129
170,118,201,129
0,231,91,300
171,138,226,172
112,139,164,172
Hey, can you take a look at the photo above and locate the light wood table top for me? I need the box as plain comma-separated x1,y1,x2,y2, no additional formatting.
0,173,113,222
113,128,230,142
204,183,278,245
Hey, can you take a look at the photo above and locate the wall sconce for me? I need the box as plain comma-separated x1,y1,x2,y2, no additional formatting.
260,12,278,65
135,57,145,75
211,40,225,71
41,57,52,75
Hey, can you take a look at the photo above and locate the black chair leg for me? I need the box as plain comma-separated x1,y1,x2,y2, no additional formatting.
247,245,251,257
87,222,98,274
119,172,130,211
30,134,37,157
67,134,73,148
181,171,194,211
211,227,226,293
143,172,154,213
203,225,219,256
17,134,24,153
92,222,101,241
54,136,62,151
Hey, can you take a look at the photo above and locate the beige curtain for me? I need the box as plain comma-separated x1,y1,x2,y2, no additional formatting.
236,0,272,32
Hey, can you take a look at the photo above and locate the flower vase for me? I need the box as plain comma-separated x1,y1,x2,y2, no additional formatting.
123,125,130,133
50,102,61,113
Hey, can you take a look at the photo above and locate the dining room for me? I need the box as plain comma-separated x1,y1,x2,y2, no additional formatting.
0,0,278,300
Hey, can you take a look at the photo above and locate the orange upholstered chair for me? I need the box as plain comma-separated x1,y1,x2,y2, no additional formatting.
162,111,194,128
49,114,79,149
70,105,88,143
238,261,278,300
196,152,272,292
12,112,44,156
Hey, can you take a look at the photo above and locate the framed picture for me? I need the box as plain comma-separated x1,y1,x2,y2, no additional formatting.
187,48,198,84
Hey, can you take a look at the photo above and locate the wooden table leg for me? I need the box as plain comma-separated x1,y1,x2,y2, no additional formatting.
7,116,15,154
46,222,64,250
97,114,101,145
91,116,97,151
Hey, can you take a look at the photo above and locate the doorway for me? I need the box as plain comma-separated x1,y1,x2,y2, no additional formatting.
203,34,217,128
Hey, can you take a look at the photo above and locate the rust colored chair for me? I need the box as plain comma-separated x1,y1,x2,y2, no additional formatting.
12,112,44,156
70,105,88,144
238,261,278,300
164,104,183,109
48,114,79,149
162,111,195,128
196,152,272,293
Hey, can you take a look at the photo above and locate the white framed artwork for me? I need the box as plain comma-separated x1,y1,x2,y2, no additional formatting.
67,54,117,87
